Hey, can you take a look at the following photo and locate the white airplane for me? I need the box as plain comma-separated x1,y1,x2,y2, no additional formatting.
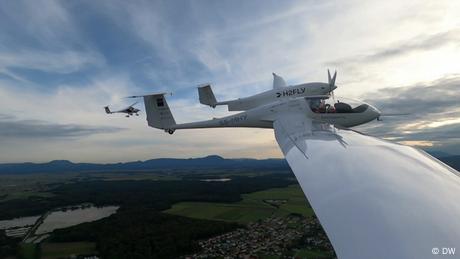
198,70,337,111
130,72,460,259
104,102,140,117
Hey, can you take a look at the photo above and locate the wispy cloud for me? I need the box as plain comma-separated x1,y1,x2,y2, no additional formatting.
0,50,105,75
356,74,460,152
327,29,460,68
0,0,459,162
0,0,105,83
0,115,123,139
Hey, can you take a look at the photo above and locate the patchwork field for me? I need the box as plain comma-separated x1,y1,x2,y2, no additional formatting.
40,242,97,259
165,184,313,223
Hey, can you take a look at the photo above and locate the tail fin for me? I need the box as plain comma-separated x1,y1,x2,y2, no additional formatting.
272,73,287,89
198,84,217,108
143,94,176,130
104,106,111,114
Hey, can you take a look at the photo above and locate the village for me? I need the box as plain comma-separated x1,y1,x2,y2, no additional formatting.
187,214,334,258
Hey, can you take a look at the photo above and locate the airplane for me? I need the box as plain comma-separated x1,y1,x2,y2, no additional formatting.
104,102,140,117
198,70,337,111
129,72,460,259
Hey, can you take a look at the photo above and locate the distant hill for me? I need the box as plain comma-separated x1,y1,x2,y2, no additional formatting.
0,155,289,174
0,154,459,174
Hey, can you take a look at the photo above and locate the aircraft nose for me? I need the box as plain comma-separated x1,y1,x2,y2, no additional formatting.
369,105,381,119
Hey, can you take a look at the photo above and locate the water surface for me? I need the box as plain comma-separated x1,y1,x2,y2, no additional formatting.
0,216,39,229
200,178,232,182
35,205,119,235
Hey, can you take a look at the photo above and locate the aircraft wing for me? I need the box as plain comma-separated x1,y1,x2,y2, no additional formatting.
273,115,460,259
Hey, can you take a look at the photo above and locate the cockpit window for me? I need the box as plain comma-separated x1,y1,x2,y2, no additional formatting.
156,98,164,107
309,97,369,114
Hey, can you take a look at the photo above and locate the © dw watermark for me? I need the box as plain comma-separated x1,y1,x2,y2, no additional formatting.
432,247,456,256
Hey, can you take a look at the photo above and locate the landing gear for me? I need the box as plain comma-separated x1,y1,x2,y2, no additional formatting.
167,129,175,135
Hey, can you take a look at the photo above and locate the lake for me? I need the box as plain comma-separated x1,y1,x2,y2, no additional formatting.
200,178,232,182
35,205,119,235
0,215,39,229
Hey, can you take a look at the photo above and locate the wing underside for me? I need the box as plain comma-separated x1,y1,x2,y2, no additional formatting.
273,116,460,259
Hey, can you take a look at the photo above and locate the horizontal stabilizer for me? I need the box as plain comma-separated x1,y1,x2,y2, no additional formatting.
126,92,170,98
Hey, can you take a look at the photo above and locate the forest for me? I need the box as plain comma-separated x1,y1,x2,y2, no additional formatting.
0,172,297,258
49,208,242,258
0,173,295,220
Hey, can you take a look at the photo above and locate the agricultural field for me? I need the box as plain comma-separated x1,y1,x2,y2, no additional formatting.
165,184,313,223
40,242,97,259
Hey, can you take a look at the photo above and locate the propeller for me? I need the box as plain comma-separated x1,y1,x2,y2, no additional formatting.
377,113,410,121
327,69,337,100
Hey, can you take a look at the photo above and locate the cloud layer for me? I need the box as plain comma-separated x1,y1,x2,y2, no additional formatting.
0,0,459,162
0,115,123,138
356,75,460,153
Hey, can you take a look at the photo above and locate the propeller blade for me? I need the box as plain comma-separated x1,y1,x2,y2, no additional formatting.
327,69,337,95
330,70,337,88
380,113,410,116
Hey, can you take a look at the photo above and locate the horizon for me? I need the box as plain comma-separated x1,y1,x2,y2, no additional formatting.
1,0,459,163
1,150,458,165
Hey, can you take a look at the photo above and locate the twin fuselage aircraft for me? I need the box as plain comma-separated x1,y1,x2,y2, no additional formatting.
135,70,380,134
111,70,460,259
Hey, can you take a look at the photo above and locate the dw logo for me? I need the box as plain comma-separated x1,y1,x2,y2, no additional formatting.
432,247,456,255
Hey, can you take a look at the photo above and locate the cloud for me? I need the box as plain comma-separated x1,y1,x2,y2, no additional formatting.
363,74,460,115
0,115,123,139
0,0,105,83
0,0,460,162
0,50,105,75
356,74,460,152
327,29,460,68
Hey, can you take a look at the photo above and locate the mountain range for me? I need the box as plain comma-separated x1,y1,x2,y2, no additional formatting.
0,154,458,174
0,155,289,174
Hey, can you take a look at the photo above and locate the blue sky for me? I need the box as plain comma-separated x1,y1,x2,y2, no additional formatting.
0,0,459,162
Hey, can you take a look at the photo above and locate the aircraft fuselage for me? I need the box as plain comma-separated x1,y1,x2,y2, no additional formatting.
171,97,379,131
220,82,335,111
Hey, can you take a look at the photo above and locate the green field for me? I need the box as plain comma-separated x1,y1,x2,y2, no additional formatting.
40,242,97,259
165,184,313,223
18,243,38,259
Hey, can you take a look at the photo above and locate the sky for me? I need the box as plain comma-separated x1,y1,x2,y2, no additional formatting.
0,0,459,163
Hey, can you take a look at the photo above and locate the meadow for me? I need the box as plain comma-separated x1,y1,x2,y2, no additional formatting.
165,184,313,223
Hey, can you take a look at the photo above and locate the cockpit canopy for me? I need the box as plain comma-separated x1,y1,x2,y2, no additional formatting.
309,97,369,114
